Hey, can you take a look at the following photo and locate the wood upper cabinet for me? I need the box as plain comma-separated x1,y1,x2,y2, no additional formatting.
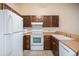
31,15,43,22
31,16,37,22
22,15,59,27
43,15,59,27
23,35,30,50
0,3,3,9
0,3,2,9
43,16,52,27
52,16,59,27
44,35,52,50
22,16,31,27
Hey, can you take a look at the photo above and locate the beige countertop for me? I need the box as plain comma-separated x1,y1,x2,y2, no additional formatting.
60,39,79,53
24,32,55,35
24,32,79,53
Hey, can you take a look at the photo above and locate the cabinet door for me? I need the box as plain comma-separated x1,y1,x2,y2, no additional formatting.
52,42,59,56
52,16,59,27
23,16,31,27
0,3,3,9
23,36,27,50
44,36,52,50
26,35,30,50
23,35,30,50
31,16,37,22
31,15,43,22
43,16,52,27
52,36,59,56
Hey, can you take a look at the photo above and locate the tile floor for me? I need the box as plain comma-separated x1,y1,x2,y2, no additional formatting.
23,50,54,56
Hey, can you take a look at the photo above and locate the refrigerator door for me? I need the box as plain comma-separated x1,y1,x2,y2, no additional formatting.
12,32,23,56
17,16,23,32
4,34,12,56
0,36,4,56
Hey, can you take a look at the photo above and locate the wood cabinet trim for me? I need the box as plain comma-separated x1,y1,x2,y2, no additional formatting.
2,3,22,17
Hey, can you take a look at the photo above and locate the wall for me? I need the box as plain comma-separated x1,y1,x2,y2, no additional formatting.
19,3,79,34
24,27,59,33
59,4,79,34
6,3,79,34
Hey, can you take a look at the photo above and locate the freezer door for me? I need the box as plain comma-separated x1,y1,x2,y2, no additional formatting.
18,16,23,31
0,10,4,35
2,9,23,34
12,12,23,32
12,32,23,56
2,10,13,34
0,36,4,56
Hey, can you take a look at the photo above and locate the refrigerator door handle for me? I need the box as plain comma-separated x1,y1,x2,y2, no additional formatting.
13,31,23,33
4,33,12,35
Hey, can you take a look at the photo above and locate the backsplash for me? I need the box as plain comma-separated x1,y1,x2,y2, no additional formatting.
23,27,60,33
56,31,79,39
43,27,59,32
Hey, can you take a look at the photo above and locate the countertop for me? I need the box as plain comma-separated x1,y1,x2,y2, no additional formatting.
24,32,79,53
60,39,79,53
24,32,55,35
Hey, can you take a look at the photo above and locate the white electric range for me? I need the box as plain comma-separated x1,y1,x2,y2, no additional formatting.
31,22,44,50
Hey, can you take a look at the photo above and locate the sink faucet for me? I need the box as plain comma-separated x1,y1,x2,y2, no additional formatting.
65,34,67,37
69,34,71,38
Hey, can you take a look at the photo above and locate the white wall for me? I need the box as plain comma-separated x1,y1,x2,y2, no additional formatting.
19,3,79,34
6,3,79,34
59,4,79,34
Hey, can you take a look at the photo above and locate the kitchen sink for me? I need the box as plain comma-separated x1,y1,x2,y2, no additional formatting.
52,34,73,40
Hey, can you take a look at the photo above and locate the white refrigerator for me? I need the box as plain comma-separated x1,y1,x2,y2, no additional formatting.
0,9,23,56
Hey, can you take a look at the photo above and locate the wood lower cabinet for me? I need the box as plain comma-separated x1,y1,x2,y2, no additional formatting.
23,35,30,50
44,35,52,50
51,36,59,56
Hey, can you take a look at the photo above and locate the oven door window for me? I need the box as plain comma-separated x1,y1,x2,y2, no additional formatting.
33,37,41,43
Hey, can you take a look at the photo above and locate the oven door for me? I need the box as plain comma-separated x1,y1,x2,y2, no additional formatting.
31,35,43,45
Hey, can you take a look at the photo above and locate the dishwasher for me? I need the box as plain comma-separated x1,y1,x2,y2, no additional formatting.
59,42,76,56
